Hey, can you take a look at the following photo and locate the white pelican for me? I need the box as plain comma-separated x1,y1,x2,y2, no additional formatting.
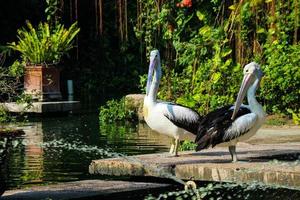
195,62,266,162
143,50,201,156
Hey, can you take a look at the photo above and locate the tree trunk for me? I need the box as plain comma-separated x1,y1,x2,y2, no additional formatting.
99,0,103,35
294,0,299,44
95,0,98,35
270,0,276,41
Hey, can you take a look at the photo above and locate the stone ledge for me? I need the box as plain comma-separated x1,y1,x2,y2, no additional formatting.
0,101,80,113
125,94,145,121
1,180,171,200
89,143,300,189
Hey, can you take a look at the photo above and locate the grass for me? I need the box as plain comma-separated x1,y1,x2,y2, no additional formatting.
264,114,294,126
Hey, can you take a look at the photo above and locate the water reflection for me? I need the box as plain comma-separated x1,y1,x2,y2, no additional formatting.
100,122,171,154
3,114,169,189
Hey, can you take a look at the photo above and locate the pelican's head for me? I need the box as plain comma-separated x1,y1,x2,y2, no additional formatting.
231,62,264,119
146,50,161,95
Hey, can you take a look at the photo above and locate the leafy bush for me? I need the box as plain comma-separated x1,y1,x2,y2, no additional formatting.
179,140,196,151
99,98,136,123
0,106,10,123
0,66,22,102
0,46,32,122
136,0,300,120
8,60,25,77
8,21,80,65
261,43,300,114
287,109,300,125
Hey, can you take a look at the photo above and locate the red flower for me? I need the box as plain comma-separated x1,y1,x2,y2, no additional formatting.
176,0,192,8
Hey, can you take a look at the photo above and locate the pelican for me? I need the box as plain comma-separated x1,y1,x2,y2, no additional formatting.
195,62,266,162
143,50,201,156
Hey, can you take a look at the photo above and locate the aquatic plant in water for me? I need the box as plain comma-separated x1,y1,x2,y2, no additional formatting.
99,98,137,123
144,182,300,200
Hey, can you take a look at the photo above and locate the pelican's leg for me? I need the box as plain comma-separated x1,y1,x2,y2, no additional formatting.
229,145,237,162
169,139,175,154
173,138,179,157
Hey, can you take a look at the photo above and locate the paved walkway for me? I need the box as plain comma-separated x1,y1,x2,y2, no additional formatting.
1,180,171,200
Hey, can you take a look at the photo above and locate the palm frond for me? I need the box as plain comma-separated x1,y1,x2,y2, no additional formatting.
7,21,80,65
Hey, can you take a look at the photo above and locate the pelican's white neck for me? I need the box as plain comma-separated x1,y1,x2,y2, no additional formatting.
247,78,265,119
146,63,161,103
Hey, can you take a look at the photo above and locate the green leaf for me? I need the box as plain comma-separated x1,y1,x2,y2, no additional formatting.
229,4,236,10
256,28,265,34
7,21,80,64
221,49,232,57
212,72,221,84
196,11,205,21
199,25,211,37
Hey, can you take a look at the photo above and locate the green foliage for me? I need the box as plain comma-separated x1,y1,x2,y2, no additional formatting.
0,47,31,121
99,98,136,123
136,1,241,114
265,115,288,126
0,45,11,66
287,109,300,125
0,66,22,102
8,60,25,77
172,28,241,114
0,105,27,123
0,106,10,123
45,0,61,24
179,140,196,151
134,0,165,54
261,42,300,114
145,182,297,200
8,21,80,65
16,93,33,111
136,0,300,121
138,74,148,94
0,45,32,123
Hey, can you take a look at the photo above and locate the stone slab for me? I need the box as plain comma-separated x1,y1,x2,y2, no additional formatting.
0,101,80,113
125,94,145,121
1,180,171,200
89,143,300,189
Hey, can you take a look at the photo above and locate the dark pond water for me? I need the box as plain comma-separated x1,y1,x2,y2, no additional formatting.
1,114,300,200
1,113,169,189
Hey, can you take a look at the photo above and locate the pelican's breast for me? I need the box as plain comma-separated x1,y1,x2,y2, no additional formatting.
143,103,176,137
143,104,149,119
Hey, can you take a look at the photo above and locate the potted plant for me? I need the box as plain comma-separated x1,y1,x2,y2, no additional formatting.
8,21,80,101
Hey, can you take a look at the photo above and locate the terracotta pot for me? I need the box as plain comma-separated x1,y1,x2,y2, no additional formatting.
24,65,62,101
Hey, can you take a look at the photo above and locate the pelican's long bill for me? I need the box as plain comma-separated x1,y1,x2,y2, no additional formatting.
231,73,253,120
146,56,156,96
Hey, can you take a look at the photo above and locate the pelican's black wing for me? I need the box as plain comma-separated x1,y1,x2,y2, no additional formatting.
163,102,202,135
195,105,251,151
